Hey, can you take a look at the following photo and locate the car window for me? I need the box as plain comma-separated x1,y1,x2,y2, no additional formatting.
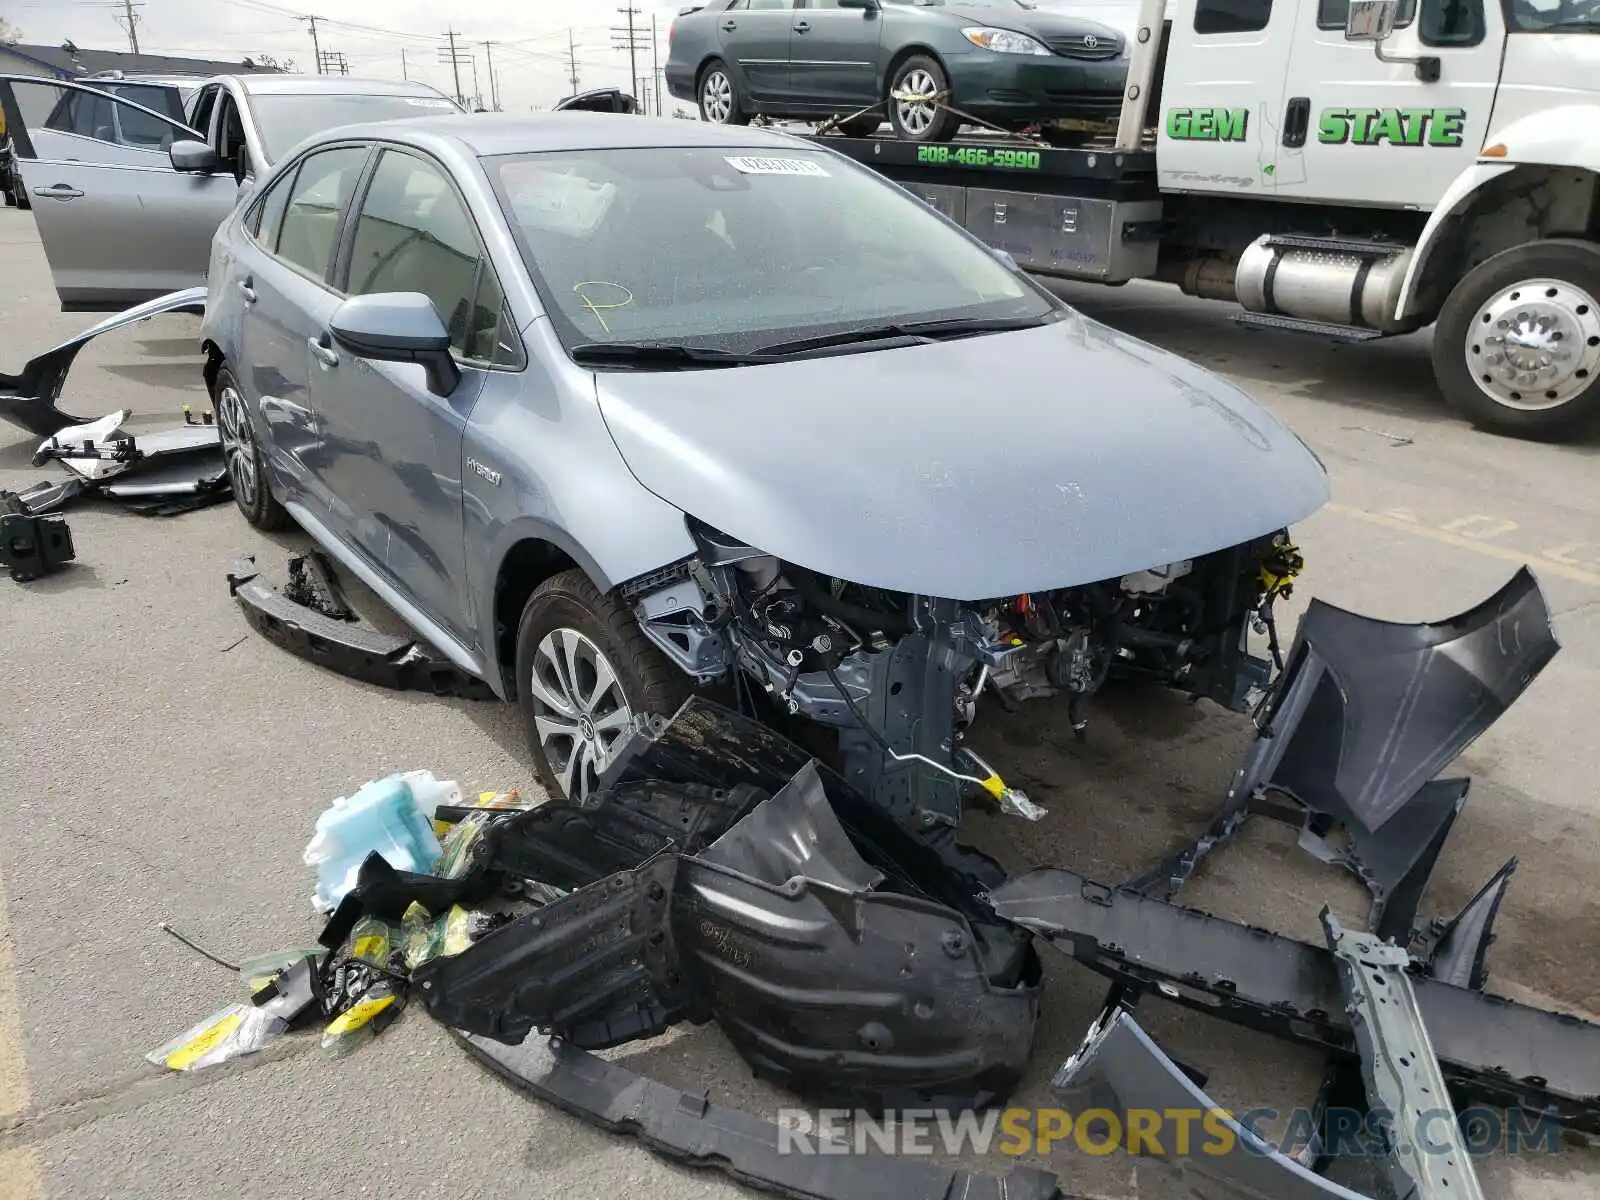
1194,0,1272,33
190,86,218,137
275,145,370,282
110,86,180,149
46,89,117,142
346,149,507,363
246,162,298,249
247,92,459,162
485,146,1054,353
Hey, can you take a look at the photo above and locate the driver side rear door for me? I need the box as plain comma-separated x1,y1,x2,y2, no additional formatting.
0,75,239,311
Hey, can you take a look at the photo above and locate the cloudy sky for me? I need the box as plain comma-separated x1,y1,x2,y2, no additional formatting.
1,0,697,112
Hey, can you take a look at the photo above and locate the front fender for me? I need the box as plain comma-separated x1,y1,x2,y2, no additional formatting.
1396,105,1600,322
1394,160,1514,322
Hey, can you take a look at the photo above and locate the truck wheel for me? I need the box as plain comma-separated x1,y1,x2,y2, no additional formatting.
698,60,750,125
514,569,693,804
1434,239,1600,439
835,114,882,138
888,56,960,143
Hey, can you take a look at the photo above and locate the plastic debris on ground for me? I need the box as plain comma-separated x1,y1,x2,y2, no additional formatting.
303,770,459,912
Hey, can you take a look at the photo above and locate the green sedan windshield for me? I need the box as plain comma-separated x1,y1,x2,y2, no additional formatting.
485,146,1057,351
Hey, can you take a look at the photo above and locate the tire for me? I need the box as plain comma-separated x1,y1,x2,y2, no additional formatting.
1433,238,1600,440
887,55,960,143
835,114,882,138
213,363,289,531
515,568,694,803
697,59,750,125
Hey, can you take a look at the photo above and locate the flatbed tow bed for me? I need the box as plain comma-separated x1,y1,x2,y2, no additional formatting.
802,127,1165,282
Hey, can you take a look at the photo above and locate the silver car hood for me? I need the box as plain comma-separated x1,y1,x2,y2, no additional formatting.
595,315,1329,600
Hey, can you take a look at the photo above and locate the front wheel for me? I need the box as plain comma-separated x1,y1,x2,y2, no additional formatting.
1433,238,1600,440
698,60,750,125
888,56,960,143
514,569,693,803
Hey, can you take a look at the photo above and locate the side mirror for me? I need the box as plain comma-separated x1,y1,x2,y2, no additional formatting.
170,139,219,172
329,292,462,397
1344,0,1399,41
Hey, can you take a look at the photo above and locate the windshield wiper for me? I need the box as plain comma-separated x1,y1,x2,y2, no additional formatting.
754,315,1051,358
569,342,773,369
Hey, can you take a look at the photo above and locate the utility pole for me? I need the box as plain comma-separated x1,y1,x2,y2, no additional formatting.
401,47,408,80
651,15,661,115
117,0,142,54
307,15,323,74
566,29,580,94
611,6,648,109
438,30,469,107
469,51,482,109
481,41,500,110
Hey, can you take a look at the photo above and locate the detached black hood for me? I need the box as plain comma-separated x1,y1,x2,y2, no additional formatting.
595,314,1329,599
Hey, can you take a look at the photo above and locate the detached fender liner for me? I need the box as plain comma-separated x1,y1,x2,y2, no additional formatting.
459,1031,1075,1200
990,866,1600,1133
417,759,1043,1114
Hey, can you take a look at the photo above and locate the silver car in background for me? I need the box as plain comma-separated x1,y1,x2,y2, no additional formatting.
193,112,1327,810
0,72,460,310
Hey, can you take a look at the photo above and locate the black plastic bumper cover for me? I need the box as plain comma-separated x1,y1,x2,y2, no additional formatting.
460,1031,1074,1200
989,866,1600,1133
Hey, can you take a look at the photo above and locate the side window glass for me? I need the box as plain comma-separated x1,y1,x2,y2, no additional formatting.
247,164,298,250
1419,0,1483,43
347,150,491,359
1194,0,1272,33
1317,0,1415,28
190,87,218,140
276,146,370,281
112,88,180,149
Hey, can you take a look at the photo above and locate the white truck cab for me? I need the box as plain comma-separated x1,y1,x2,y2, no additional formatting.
805,0,1600,438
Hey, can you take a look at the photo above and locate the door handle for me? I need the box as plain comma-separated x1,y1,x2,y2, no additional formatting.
33,184,84,201
793,20,811,32
237,278,256,304
720,18,737,30
308,336,340,368
1282,96,1310,148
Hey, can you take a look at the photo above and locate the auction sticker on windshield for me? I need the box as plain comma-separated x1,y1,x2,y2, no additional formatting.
725,156,829,177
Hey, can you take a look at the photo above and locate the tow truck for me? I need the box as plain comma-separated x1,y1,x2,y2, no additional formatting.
797,0,1600,440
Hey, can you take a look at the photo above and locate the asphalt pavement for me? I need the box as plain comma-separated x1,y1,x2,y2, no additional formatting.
1,207,1596,1200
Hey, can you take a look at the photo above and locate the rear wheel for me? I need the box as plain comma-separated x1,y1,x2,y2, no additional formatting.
888,55,960,143
514,569,693,803
214,364,288,531
698,60,750,125
1434,239,1600,440
835,114,882,138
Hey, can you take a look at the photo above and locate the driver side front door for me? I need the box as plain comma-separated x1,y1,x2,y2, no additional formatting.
0,75,239,311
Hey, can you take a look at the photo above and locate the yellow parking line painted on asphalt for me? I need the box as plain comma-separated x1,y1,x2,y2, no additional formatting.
0,859,43,1200
1325,503,1600,588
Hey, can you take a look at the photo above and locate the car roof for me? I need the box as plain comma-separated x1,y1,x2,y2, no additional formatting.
309,112,810,156
231,74,451,98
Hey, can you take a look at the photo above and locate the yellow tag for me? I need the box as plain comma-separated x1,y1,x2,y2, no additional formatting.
324,994,396,1037
352,935,385,961
432,819,451,837
165,1012,244,1070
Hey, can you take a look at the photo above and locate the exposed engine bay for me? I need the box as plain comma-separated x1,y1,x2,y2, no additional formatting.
623,519,1303,829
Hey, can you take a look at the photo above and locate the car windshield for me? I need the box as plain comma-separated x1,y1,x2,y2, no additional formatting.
1504,0,1600,31
248,92,458,161
484,146,1058,353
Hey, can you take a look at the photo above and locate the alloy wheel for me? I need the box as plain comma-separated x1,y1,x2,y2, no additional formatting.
702,70,733,123
527,626,635,802
1465,277,1600,411
893,68,939,137
216,381,260,509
